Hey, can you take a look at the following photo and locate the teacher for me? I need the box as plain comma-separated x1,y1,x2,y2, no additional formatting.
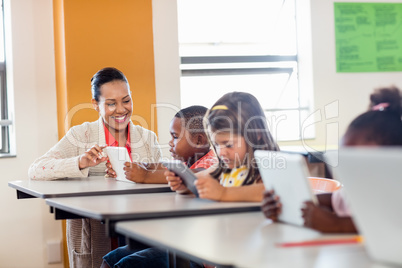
28,67,164,267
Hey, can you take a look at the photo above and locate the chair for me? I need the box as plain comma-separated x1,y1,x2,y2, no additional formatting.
308,177,342,194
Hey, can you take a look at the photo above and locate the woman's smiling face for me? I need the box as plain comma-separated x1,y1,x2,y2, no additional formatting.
93,80,133,133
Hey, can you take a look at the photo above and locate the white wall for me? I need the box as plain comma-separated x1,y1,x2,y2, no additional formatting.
153,0,402,153
152,0,181,158
305,0,402,150
0,0,63,267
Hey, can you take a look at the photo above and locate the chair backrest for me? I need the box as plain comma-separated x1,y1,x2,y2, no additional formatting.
308,177,342,194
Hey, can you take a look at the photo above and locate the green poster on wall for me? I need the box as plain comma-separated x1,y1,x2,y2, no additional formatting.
334,2,402,72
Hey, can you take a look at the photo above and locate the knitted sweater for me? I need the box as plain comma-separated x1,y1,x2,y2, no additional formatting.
28,117,162,268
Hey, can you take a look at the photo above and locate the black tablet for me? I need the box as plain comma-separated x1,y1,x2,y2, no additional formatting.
161,160,199,197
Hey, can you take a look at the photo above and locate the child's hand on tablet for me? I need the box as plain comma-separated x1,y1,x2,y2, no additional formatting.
165,170,189,193
262,189,282,222
79,144,108,169
194,176,225,201
123,162,149,183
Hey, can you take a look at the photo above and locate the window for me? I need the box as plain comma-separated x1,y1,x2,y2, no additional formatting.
0,0,10,154
177,0,314,141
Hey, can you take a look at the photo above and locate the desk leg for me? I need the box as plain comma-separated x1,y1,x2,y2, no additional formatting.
168,251,190,268
105,219,114,237
16,190,35,199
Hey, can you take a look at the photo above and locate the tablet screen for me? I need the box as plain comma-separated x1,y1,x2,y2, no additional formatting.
162,160,199,197
255,150,317,226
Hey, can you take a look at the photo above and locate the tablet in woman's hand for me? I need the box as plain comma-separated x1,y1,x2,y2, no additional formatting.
103,147,133,183
161,160,199,197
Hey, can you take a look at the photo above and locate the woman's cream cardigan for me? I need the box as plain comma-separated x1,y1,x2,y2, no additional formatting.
28,118,162,268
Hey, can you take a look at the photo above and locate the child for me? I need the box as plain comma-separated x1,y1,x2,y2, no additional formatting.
101,105,217,268
262,86,402,233
168,105,216,171
166,91,279,202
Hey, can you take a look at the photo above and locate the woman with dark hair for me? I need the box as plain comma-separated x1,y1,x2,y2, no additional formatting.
28,67,164,268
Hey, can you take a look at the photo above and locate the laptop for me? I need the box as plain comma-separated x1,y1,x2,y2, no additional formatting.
325,148,402,266
255,150,317,226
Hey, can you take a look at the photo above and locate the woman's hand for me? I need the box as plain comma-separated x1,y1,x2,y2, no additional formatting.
105,162,116,178
194,176,225,201
261,189,282,221
78,144,108,169
165,170,189,192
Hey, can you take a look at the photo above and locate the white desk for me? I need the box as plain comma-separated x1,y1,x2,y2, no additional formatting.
8,176,171,199
46,192,261,235
115,212,392,268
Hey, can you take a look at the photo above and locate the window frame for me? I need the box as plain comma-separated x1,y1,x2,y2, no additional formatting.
0,0,11,156
177,0,313,142
180,54,309,141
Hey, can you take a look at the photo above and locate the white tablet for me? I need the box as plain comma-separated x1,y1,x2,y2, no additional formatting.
161,160,199,197
326,148,402,266
255,150,317,226
103,147,133,183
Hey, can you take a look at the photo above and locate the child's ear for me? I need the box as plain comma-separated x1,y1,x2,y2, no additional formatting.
193,134,202,146
196,134,209,148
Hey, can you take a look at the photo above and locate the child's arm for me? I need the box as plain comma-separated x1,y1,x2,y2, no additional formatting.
194,172,265,202
301,201,358,233
220,183,265,202
120,162,167,184
316,193,333,211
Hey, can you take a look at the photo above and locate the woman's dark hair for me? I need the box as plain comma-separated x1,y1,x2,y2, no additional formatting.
204,91,279,185
91,67,129,101
344,86,402,146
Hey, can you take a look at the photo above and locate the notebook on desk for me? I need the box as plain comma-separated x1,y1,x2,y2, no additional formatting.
255,150,317,226
325,148,402,266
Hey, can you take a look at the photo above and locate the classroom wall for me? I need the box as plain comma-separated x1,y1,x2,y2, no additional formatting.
0,0,63,267
152,0,402,152
152,0,181,157
304,0,402,150
55,0,158,135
